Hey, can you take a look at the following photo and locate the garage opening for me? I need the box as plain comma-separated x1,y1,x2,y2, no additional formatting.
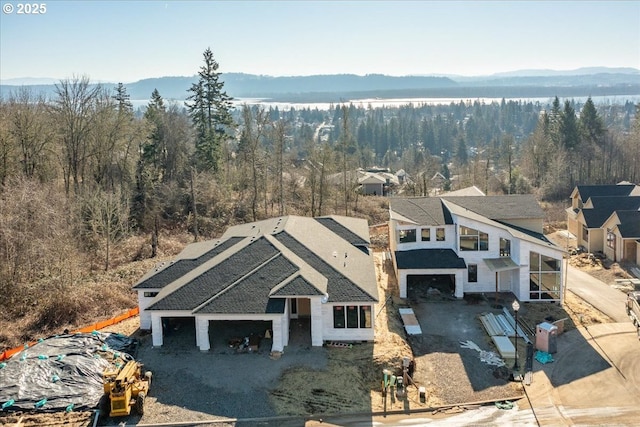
209,320,272,353
407,274,455,300
161,317,196,347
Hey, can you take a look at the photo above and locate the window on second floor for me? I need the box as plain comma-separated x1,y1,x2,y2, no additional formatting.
436,228,445,241
399,229,416,243
421,228,431,241
459,226,489,251
500,238,511,257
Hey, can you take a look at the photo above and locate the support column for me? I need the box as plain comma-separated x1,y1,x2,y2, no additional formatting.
151,314,163,347
271,317,284,352
196,317,210,352
310,298,323,347
454,271,464,299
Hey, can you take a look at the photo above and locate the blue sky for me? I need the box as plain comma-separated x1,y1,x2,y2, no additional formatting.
1,1,638,83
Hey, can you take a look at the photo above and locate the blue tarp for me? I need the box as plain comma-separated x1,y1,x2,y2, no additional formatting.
535,350,554,364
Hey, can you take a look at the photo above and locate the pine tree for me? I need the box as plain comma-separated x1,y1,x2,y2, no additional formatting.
186,48,234,172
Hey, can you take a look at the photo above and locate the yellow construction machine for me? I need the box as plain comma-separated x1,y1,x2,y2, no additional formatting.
100,360,152,417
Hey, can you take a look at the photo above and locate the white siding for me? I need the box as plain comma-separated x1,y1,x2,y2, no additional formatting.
321,303,375,342
137,290,161,330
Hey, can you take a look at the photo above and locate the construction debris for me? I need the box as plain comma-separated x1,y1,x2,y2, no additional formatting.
460,340,506,367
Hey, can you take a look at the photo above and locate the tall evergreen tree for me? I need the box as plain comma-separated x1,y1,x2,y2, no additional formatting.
186,47,234,172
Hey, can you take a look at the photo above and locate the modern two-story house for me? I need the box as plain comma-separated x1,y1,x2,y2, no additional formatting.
389,193,565,302
133,215,378,353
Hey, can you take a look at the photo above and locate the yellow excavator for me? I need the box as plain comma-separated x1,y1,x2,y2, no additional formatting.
100,360,152,417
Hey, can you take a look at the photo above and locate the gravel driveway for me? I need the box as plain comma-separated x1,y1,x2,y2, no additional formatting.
406,288,523,405
101,319,328,426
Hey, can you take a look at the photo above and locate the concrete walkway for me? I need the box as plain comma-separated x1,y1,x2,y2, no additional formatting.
566,264,628,322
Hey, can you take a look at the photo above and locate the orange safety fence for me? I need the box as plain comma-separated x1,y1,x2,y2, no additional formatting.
0,307,139,362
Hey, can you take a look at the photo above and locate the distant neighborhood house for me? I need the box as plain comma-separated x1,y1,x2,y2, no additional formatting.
566,182,640,266
389,191,565,302
133,216,378,352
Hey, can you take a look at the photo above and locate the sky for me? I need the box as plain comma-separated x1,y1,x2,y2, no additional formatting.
1,0,639,83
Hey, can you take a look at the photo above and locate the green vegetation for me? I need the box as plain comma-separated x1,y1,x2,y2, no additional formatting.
1,48,639,350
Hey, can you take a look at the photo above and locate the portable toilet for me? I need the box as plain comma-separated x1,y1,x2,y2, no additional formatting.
536,322,558,353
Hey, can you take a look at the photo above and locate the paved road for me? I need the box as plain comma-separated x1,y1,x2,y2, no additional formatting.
566,264,628,322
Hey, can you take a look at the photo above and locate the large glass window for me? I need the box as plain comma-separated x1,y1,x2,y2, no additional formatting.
500,238,511,257
333,306,345,328
333,305,373,329
436,228,445,241
529,251,561,300
421,228,431,241
468,264,478,283
346,306,359,328
459,226,488,251
399,229,416,243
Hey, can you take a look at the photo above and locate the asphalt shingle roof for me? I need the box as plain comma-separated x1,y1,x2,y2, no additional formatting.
274,232,377,303
133,237,243,289
390,195,543,226
395,249,467,270
315,217,369,253
616,211,640,238
581,196,640,228
271,276,325,297
197,254,297,314
389,198,451,225
148,237,279,311
576,184,636,201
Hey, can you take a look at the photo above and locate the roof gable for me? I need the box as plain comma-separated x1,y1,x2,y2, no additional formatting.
148,237,279,311
133,236,244,289
196,254,298,314
581,196,640,228
270,276,325,297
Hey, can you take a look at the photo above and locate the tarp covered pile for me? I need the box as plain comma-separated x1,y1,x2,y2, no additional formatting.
0,332,136,412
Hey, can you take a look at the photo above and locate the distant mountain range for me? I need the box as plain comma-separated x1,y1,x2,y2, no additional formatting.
1,67,639,103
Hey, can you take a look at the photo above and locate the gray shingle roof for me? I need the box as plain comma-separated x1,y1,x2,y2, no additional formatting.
576,184,636,201
616,210,640,238
274,232,377,303
395,249,467,270
271,276,325,296
389,197,451,225
390,195,543,226
142,215,377,314
442,195,544,220
148,237,279,311
133,237,243,289
582,196,640,228
196,254,297,314
315,217,369,253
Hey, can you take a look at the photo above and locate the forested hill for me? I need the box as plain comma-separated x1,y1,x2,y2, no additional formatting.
1,70,639,102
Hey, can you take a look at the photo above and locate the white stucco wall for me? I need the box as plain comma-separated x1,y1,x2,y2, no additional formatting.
321,303,375,342
137,290,161,330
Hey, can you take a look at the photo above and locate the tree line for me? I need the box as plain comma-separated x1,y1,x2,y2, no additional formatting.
1,48,639,331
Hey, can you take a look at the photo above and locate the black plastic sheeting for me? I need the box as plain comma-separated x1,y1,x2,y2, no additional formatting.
0,332,136,412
